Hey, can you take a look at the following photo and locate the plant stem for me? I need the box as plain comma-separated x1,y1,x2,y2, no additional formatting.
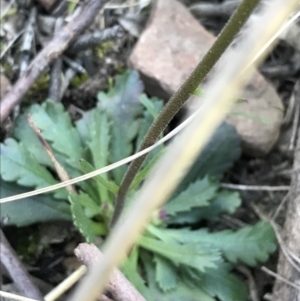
110,0,261,227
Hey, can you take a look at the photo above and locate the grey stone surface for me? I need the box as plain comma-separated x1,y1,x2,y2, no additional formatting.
128,0,284,156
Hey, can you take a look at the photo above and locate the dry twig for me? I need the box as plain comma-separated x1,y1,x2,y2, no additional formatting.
237,266,259,301
0,291,39,301
63,57,86,74
263,266,300,291
273,122,300,300
44,266,87,301
74,243,146,301
0,230,43,300
220,183,290,191
0,0,111,124
67,25,121,54
190,0,241,18
48,18,64,102
26,115,75,193
272,191,290,221
0,30,24,60
19,7,37,75
289,80,300,151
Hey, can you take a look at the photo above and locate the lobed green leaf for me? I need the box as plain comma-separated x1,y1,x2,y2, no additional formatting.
160,222,276,266
139,236,220,272
165,177,218,216
121,247,152,300
69,192,107,243
0,179,71,226
196,263,248,301
168,190,241,224
29,100,83,170
178,123,241,192
141,251,216,301
154,255,177,292
0,139,67,199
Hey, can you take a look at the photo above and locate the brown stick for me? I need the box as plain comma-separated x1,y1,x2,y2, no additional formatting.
26,114,76,193
0,0,110,124
48,17,64,102
74,243,147,301
0,229,44,300
273,109,300,298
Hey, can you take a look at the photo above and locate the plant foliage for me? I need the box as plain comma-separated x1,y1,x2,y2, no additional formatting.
0,70,277,301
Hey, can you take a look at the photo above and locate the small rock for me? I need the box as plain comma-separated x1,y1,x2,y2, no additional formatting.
0,74,11,100
226,73,284,156
128,0,284,156
129,0,215,100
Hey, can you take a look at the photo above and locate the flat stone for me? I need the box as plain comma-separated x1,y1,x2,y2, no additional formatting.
227,73,284,155
128,0,284,156
129,0,215,100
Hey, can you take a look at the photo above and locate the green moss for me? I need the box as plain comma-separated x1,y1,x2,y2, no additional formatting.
14,228,39,261
115,64,125,74
32,74,50,90
96,41,115,58
24,73,50,103
68,0,79,15
70,72,89,88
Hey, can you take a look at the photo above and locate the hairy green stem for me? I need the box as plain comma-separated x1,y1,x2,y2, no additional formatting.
110,0,261,227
